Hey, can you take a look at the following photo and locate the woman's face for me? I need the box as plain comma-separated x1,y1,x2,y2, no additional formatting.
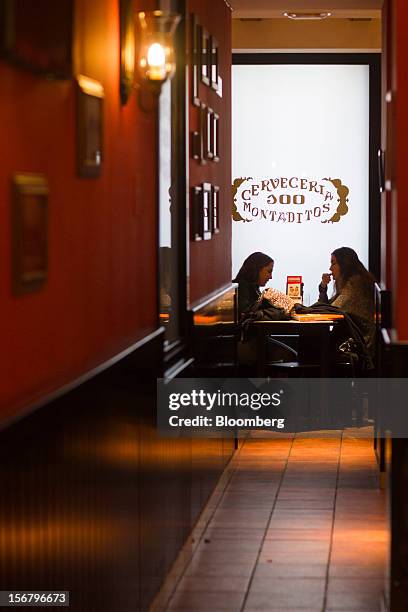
258,262,274,287
330,254,341,281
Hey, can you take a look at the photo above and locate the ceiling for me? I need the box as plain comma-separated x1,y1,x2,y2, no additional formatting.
230,0,383,18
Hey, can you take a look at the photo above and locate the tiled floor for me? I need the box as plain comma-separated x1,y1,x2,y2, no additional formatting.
165,429,387,611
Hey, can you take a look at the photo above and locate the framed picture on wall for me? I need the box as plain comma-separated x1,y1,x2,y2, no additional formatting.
216,76,223,98
76,75,104,178
0,0,73,78
191,15,201,106
378,149,385,193
192,185,203,241
201,28,211,86
192,184,212,241
206,107,214,160
199,102,208,165
210,37,219,91
212,112,220,162
202,183,212,240
11,173,49,295
195,106,220,163
212,186,220,234
193,104,212,165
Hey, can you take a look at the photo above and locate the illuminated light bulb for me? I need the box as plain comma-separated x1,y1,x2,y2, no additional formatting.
146,43,166,80
147,43,166,67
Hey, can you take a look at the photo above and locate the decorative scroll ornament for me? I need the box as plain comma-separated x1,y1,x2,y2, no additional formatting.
232,177,252,222
321,178,349,223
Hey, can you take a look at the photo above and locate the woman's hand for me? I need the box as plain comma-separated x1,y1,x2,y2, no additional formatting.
321,273,332,287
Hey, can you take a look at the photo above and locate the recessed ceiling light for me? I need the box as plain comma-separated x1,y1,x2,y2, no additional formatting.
284,12,332,20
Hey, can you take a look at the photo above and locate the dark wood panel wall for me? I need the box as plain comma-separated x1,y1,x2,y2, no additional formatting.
0,335,160,612
0,333,235,612
0,1,234,610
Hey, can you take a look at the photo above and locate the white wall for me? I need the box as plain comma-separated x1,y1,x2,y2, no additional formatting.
232,63,369,303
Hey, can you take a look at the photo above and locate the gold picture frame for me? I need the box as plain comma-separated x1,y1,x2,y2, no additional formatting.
199,102,208,165
206,107,214,160
202,183,212,240
192,185,203,241
0,0,73,79
191,15,201,106
212,186,220,234
210,110,220,162
76,75,104,178
11,173,49,295
210,37,219,91
201,28,211,86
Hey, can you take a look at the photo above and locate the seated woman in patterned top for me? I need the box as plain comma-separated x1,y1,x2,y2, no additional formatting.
319,247,375,355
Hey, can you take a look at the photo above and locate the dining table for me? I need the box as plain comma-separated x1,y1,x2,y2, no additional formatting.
250,314,344,377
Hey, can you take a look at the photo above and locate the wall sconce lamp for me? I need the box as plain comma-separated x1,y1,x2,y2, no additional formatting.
120,6,180,109
137,10,181,89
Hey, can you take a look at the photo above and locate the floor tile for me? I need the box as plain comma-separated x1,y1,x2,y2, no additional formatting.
253,563,327,579
168,590,245,610
162,431,387,612
203,527,265,540
260,539,330,553
325,589,383,610
265,528,331,541
329,564,386,578
185,560,254,577
327,578,384,593
193,548,259,564
196,539,261,552
258,549,330,564
177,575,250,592
244,578,325,610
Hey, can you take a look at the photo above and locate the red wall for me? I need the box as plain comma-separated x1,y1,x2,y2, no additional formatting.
381,0,392,288
0,0,158,418
384,0,408,339
187,0,232,306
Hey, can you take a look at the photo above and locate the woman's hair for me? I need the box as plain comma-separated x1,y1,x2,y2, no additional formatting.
233,252,274,284
332,247,374,290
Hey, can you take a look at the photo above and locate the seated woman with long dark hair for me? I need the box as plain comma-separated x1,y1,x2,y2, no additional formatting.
233,252,296,364
234,251,274,316
318,246,375,355
234,252,295,317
